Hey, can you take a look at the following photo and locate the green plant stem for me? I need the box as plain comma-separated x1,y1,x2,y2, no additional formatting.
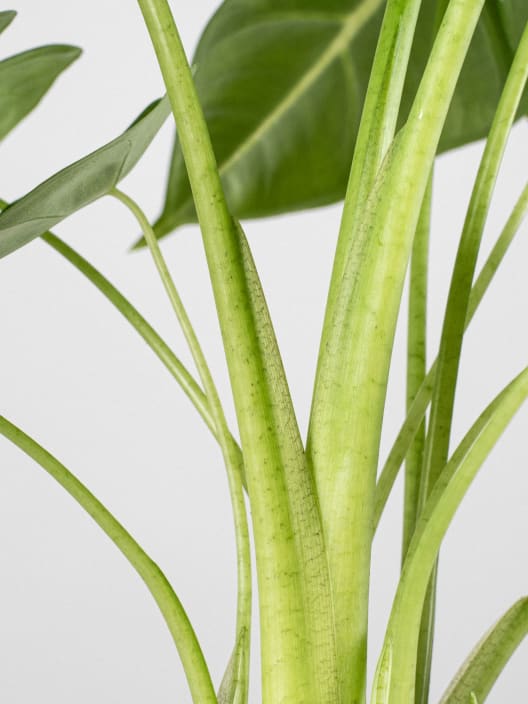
379,366,528,703
414,23,528,703
373,179,528,529
439,598,528,704
0,415,217,704
109,187,251,703
308,1,486,701
308,0,425,698
136,3,339,702
403,175,432,561
0,198,244,467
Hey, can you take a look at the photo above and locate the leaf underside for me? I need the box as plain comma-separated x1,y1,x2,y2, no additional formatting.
153,0,528,238
0,96,170,258
0,44,82,142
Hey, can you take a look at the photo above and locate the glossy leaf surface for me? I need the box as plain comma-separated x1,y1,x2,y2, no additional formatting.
154,0,528,238
0,96,170,258
0,44,81,142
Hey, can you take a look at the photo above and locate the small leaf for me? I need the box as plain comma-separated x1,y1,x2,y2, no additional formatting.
439,598,528,704
0,95,170,258
153,0,528,238
0,10,16,35
0,45,81,141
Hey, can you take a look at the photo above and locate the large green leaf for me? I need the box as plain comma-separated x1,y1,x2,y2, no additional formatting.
153,0,528,238
0,10,16,35
439,598,528,704
0,96,170,258
0,45,81,142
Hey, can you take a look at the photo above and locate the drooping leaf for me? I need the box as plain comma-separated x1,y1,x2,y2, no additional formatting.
0,95,170,258
439,598,528,704
0,45,81,142
0,10,16,35
153,0,528,238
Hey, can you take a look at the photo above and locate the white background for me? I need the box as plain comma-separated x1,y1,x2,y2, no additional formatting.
0,2,527,702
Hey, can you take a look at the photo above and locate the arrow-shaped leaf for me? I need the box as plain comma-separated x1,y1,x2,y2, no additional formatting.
0,95,170,258
153,0,528,239
0,45,82,142
439,598,528,704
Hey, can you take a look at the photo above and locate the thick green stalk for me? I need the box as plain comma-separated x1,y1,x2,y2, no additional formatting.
403,175,432,560
373,180,528,529
308,1,485,701
136,3,339,703
0,415,217,704
320,0,425,342
307,0,425,699
110,188,251,703
415,24,528,703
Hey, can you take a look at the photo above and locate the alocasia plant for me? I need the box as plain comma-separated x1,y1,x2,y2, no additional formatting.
0,2,527,703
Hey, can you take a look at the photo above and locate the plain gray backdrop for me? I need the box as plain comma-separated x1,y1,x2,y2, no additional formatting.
0,2,527,702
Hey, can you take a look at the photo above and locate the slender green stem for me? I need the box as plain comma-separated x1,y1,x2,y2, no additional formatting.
379,366,528,703
373,179,528,530
109,188,251,704
136,3,339,703
0,415,217,704
0,197,245,468
403,175,432,561
414,24,528,703
439,598,528,704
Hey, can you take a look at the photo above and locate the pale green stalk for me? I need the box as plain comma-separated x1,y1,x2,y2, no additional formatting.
403,175,432,560
415,24,528,701
0,415,217,704
135,3,339,702
379,366,528,703
373,180,528,530
319,0,425,340
439,598,528,704
308,0,426,698
109,187,251,703
308,1,486,701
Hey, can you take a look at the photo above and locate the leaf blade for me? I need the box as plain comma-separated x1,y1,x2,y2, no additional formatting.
154,0,528,238
0,95,170,258
0,44,81,142
0,10,16,35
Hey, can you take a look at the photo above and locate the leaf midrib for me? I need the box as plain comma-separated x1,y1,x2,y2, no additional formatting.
217,0,385,178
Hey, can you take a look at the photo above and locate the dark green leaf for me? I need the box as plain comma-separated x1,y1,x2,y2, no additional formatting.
0,96,170,258
153,0,528,239
0,10,16,35
439,598,528,704
0,45,81,142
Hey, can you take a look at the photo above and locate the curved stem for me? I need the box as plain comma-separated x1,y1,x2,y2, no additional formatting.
110,188,251,704
0,198,246,480
0,415,217,704
373,180,528,530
